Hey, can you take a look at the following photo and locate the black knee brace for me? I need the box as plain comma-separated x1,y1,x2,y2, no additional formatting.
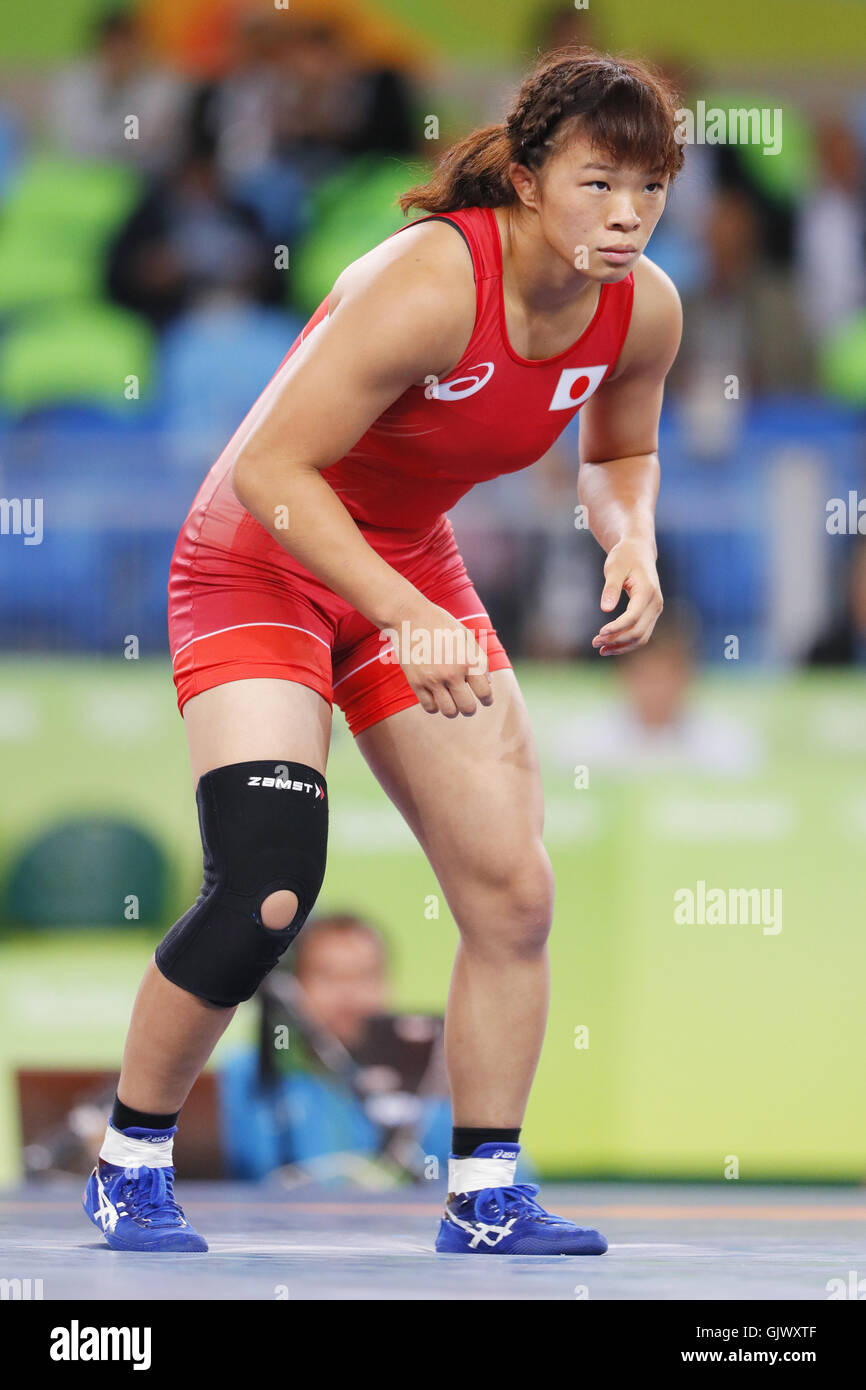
155,760,328,1006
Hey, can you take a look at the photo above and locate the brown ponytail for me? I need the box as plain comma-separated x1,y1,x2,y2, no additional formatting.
399,46,685,215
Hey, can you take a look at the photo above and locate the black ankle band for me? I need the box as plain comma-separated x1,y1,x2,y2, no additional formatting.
112,1094,180,1132
451,1126,521,1157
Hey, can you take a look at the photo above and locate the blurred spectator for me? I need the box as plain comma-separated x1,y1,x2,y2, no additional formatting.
287,911,391,1050
48,9,188,175
521,431,604,660
189,11,313,243
105,137,284,328
193,15,415,185
545,603,763,776
643,55,717,297
271,18,415,171
794,117,866,342
805,536,866,666
219,912,455,1182
711,103,798,272
526,1,608,58
187,13,416,241
189,14,288,181
668,188,816,408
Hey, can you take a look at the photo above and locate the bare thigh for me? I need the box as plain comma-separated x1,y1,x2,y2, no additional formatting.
181,677,332,787
355,668,548,916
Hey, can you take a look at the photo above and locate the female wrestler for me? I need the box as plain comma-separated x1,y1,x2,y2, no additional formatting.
84,47,683,1255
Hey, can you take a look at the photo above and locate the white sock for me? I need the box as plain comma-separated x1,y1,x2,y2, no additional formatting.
99,1122,175,1170
448,1151,518,1196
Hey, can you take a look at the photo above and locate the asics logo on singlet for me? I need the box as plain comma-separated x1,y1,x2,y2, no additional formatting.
432,362,495,400
548,364,609,411
247,776,325,798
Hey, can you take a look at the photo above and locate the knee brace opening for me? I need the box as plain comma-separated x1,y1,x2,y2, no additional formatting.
155,760,328,1006
258,889,299,931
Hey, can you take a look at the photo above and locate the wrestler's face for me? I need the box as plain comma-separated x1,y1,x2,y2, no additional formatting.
514,128,669,281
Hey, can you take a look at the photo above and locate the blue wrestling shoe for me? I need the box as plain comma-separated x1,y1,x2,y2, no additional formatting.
83,1158,208,1252
435,1143,607,1255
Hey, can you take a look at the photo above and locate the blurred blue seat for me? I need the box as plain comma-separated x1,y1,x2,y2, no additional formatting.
8,404,161,493
644,225,707,297
747,394,863,439
101,527,177,652
0,105,23,198
12,402,159,436
230,159,313,244
852,95,866,157
664,530,764,627
158,304,303,468
0,528,107,649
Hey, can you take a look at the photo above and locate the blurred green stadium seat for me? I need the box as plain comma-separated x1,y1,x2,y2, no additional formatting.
0,154,139,312
4,818,170,928
0,302,153,413
291,153,430,314
819,311,866,407
679,90,815,205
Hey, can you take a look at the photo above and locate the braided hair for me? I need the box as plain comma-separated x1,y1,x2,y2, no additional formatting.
400,46,685,214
